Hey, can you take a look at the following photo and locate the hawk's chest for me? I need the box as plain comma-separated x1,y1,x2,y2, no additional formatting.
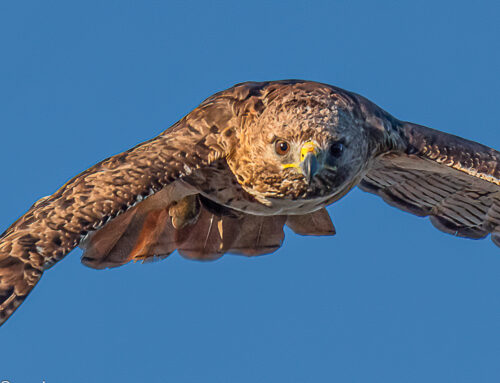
183,160,343,216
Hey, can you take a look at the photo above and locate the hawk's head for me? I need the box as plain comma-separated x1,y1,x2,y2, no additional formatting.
224,81,372,211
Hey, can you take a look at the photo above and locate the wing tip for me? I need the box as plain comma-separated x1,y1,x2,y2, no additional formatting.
0,291,26,326
491,232,500,248
0,263,42,327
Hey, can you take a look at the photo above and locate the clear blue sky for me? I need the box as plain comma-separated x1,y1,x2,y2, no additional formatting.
1,1,499,382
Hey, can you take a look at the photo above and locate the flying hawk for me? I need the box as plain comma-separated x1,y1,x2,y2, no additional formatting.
1,80,499,326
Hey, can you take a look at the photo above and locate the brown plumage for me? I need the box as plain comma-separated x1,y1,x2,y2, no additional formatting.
1,79,499,326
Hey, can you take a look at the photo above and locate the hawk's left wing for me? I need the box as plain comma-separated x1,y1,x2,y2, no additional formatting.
360,121,500,247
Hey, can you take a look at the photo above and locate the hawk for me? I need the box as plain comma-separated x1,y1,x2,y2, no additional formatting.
1,80,499,326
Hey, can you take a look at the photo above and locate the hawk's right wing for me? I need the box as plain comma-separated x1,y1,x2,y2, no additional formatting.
0,82,336,327
0,83,251,325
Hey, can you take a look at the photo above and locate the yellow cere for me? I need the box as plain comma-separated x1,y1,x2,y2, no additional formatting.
300,141,319,161
282,141,319,170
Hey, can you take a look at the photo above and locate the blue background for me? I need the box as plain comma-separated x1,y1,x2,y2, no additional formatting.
1,1,499,382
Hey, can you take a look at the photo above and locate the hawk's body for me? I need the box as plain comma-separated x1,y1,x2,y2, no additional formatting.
1,80,499,326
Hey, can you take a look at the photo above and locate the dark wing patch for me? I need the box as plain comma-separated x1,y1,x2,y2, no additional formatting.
360,122,500,247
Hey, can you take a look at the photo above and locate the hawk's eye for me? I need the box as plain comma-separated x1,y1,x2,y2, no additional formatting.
275,140,290,156
329,142,344,158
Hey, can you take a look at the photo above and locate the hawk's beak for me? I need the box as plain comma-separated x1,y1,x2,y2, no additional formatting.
300,141,319,183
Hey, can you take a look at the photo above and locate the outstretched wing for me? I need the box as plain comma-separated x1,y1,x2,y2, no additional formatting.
360,121,500,247
0,84,242,326
0,82,337,326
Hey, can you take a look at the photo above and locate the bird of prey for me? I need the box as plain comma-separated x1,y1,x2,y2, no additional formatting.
1,80,499,326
